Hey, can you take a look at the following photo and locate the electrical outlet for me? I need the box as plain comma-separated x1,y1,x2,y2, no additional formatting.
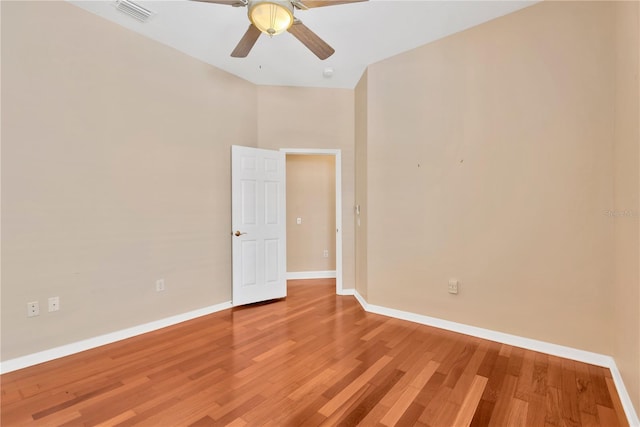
27,301,40,317
48,296,60,312
323,249,329,258
296,217,302,225
448,279,459,294
156,279,165,292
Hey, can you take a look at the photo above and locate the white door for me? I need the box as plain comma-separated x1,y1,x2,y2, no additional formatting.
231,145,286,306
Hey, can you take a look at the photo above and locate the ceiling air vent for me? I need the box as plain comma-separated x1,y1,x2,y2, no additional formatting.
115,0,154,23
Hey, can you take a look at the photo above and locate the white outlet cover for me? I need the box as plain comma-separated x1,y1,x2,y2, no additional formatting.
27,301,40,317
448,279,459,294
48,297,60,312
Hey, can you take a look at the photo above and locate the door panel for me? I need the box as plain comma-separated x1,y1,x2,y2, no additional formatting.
232,145,286,306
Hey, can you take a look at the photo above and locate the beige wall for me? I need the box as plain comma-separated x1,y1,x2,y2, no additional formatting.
256,86,355,288
1,1,257,360
1,3,357,363
286,155,336,272
354,71,368,299
613,1,640,412
364,1,616,354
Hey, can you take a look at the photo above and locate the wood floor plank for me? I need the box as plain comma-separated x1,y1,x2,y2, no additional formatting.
546,354,563,389
379,361,439,426
319,383,372,426
332,368,404,426
598,404,622,427
395,401,426,426
488,374,518,426
514,350,536,401
451,374,488,427
417,381,453,425
288,367,338,401
430,399,461,427
442,342,478,389
374,349,435,409
581,411,601,427
318,355,392,417
590,364,615,408
545,386,564,426
0,279,629,426
499,344,513,357
561,358,582,427
470,398,496,427
506,347,524,377
448,344,489,405
476,346,500,378
225,417,249,427
482,354,509,404
94,409,137,427
606,376,630,427
525,393,547,426
575,361,597,417
505,397,529,427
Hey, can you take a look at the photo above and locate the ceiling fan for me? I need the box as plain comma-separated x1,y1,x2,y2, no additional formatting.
192,0,367,60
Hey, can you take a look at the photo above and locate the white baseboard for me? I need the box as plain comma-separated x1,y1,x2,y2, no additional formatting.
610,362,640,426
287,270,337,280
352,291,639,426
353,289,367,308
0,301,232,375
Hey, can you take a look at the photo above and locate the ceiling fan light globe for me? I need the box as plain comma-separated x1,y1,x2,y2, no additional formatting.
249,0,294,36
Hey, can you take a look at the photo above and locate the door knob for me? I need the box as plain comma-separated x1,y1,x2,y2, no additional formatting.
234,230,247,237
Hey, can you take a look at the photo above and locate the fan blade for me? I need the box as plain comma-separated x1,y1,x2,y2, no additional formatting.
191,0,246,6
291,0,310,10
297,0,367,8
231,24,261,57
287,20,335,60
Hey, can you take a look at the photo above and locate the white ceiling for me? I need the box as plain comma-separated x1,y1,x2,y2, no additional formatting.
69,0,536,89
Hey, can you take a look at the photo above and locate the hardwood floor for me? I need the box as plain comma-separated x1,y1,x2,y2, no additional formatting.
1,279,629,426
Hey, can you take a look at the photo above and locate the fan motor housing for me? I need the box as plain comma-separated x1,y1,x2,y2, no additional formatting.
248,0,294,36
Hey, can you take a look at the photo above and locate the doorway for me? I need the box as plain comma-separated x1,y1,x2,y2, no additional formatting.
281,149,343,294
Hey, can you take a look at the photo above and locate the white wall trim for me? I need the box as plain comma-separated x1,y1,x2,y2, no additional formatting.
281,148,343,295
351,291,639,426
287,270,337,280
0,301,232,375
610,363,640,426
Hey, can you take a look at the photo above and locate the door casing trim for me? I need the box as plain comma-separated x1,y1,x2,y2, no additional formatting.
280,148,343,295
